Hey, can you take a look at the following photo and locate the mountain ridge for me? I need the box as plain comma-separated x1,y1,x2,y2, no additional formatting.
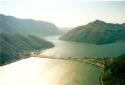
60,20,125,45
0,14,61,37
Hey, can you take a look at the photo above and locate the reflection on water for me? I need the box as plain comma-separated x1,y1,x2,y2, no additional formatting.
41,36,125,58
0,57,100,85
1,35,124,85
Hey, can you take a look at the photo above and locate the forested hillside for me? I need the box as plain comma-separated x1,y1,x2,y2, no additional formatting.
0,33,54,65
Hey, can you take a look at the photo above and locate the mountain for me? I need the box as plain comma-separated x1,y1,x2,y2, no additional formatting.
60,20,125,44
0,14,61,36
0,33,54,65
122,23,125,27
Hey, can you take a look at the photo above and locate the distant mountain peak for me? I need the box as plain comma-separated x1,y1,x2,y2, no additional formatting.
0,14,6,18
0,14,5,16
94,19,105,23
89,20,106,25
60,20,125,45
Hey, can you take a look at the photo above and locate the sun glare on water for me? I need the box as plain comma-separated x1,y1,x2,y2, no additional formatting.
0,57,100,85
0,57,64,85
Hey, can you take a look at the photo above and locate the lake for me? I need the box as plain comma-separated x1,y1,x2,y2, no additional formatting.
41,35,125,58
1,35,125,85
0,57,100,85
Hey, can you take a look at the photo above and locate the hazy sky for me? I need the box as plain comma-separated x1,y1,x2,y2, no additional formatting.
0,0,125,27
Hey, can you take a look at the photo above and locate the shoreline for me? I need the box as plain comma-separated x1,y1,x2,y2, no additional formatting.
1,50,105,85
38,56,105,85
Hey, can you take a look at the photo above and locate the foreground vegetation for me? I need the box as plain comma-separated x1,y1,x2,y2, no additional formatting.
0,33,54,65
102,54,125,85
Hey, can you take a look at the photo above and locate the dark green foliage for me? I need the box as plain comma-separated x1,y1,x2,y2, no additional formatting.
0,33,54,65
60,20,125,45
0,14,61,36
103,54,125,85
